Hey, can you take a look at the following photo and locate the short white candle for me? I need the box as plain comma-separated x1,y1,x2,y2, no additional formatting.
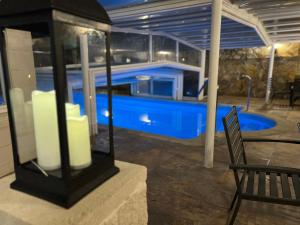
32,90,61,171
67,115,91,169
66,103,80,117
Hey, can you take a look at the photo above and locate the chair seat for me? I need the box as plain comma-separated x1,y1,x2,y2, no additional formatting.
240,170,300,206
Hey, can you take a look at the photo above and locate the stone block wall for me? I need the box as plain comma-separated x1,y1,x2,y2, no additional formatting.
217,43,300,98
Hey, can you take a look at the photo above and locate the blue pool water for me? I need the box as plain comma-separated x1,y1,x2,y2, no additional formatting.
73,93,276,139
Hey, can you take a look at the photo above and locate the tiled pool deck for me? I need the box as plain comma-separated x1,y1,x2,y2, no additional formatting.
112,96,300,225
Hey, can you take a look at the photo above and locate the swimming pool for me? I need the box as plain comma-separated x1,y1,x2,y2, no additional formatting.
73,93,276,139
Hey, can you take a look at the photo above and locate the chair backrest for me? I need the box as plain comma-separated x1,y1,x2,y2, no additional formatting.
293,79,300,92
222,106,247,166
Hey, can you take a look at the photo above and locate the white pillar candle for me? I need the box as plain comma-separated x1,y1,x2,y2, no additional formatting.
32,90,61,171
67,116,91,169
66,103,80,117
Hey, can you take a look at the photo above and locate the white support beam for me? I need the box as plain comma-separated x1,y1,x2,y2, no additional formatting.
149,33,153,62
198,50,206,101
176,74,184,100
112,26,203,51
80,35,96,135
204,0,222,168
260,12,300,21
265,21,300,28
176,41,179,63
67,82,74,103
265,44,276,104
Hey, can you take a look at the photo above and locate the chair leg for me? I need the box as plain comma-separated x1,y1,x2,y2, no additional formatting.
229,190,238,211
228,198,241,225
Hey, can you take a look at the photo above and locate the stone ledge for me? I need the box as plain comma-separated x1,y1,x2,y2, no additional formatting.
0,161,148,225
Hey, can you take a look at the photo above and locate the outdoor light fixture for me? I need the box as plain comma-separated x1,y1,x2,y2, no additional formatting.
158,50,171,55
0,0,119,208
274,43,283,49
140,15,149,20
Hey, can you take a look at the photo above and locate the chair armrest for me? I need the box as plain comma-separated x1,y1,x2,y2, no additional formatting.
243,137,300,144
229,164,300,175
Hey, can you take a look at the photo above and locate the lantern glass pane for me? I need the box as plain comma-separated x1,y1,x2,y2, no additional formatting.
57,22,110,171
4,24,63,176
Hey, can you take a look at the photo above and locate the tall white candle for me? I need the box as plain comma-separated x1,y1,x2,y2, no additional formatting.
67,115,91,169
32,90,61,171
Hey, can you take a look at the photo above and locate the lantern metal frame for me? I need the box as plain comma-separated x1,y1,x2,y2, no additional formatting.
0,1,119,208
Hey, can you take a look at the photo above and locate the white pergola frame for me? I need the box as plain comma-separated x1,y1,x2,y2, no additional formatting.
108,0,271,49
104,0,300,168
106,0,277,168
1,0,298,168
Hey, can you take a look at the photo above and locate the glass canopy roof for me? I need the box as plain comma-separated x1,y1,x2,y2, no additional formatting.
99,0,300,49
99,0,266,49
99,0,160,10
231,0,300,43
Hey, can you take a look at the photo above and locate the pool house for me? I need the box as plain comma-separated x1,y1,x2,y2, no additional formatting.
0,0,300,225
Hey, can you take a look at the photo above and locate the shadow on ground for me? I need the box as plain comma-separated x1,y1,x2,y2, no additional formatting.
112,121,300,225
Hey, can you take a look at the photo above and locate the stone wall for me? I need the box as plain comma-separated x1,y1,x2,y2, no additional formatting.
217,43,300,98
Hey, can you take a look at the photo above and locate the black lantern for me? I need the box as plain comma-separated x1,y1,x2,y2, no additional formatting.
0,0,119,208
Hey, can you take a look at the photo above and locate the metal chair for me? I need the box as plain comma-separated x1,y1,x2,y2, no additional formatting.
222,106,300,225
290,79,300,107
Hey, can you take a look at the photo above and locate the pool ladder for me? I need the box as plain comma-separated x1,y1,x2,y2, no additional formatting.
238,75,252,111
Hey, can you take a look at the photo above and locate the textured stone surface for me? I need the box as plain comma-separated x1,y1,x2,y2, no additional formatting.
112,96,300,225
0,161,148,225
218,43,300,98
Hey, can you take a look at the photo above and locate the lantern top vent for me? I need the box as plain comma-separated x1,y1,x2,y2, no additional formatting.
0,0,111,24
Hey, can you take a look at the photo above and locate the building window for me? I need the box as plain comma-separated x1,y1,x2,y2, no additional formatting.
111,32,149,65
152,79,173,97
136,77,174,98
179,44,200,67
183,71,199,97
137,80,151,95
153,36,176,62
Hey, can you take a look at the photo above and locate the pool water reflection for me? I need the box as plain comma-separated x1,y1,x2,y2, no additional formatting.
73,93,276,139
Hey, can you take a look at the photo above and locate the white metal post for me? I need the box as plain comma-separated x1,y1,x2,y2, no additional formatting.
80,35,94,134
204,0,222,168
198,50,206,101
265,44,276,104
176,41,179,63
177,74,183,100
149,33,153,62
67,82,74,103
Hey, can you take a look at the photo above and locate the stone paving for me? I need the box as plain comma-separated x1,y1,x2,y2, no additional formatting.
112,96,300,225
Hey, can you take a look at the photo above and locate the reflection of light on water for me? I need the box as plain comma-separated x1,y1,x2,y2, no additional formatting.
140,114,151,124
103,110,110,117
